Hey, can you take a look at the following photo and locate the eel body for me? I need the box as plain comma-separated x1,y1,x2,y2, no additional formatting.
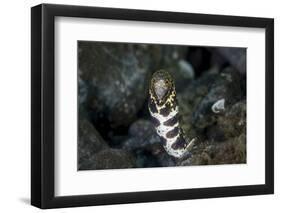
148,70,195,158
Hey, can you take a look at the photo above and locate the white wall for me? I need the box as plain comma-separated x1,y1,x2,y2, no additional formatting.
0,0,279,212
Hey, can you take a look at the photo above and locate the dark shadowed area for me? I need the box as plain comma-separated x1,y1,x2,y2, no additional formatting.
78,41,246,170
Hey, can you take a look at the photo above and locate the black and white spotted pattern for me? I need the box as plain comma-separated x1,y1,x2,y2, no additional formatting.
148,70,196,158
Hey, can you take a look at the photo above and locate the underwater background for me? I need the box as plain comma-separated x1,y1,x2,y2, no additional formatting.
78,41,246,170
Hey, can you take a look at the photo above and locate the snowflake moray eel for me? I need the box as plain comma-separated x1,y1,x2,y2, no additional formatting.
148,69,196,158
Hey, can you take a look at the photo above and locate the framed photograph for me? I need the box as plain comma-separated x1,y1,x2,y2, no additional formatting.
31,3,274,209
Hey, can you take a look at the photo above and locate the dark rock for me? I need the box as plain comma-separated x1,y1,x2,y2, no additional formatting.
123,119,162,149
78,119,108,169
176,65,246,167
176,70,219,137
134,149,161,168
79,42,158,129
123,119,175,167
167,60,194,92
159,45,188,67
107,133,129,148
134,149,176,168
187,133,246,165
206,101,246,141
186,47,212,76
80,148,136,170
128,119,156,138
191,67,244,129
156,46,193,91
177,60,195,79
78,75,88,105
214,48,246,74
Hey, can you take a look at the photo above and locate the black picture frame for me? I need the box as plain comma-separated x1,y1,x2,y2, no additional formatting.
31,3,274,209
